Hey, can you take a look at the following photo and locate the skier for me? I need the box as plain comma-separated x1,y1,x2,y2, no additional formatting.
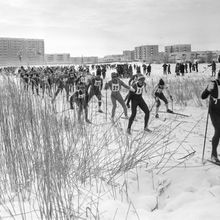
152,79,173,118
195,61,198,72
69,74,91,123
162,63,168,75
208,61,216,77
147,64,152,76
105,72,134,121
124,69,143,105
180,63,185,76
88,70,103,113
127,75,151,134
167,64,171,74
142,63,147,74
201,70,220,163
51,73,69,102
189,61,192,73
184,63,188,73
101,65,107,79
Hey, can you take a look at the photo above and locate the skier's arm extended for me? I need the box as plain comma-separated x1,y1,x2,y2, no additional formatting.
119,79,135,91
151,85,158,98
144,82,148,93
201,81,214,99
164,85,173,101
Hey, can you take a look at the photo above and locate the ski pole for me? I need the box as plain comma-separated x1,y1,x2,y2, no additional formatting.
105,87,108,121
202,66,208,73
202,98,210,163
149,100,156,112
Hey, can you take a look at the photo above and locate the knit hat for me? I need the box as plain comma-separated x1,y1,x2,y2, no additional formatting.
111,72,118,78
159,78,165,86
138,74,145,81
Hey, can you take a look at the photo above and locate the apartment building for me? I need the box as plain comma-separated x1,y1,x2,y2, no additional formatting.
70,56,98,64
102,54,124,63
45,53,71,65
134,45,159,62
0,37,44,66
165,44,191,54
166,50,220,63
123,50,135,62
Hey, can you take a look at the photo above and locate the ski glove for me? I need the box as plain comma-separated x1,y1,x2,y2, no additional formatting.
129,86,135,92
207,82,214,92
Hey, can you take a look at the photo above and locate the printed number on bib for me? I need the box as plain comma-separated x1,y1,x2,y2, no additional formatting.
136,87,143,95
112,84,120,92
94,80,101,87
78,94,85,99
80,77,86,83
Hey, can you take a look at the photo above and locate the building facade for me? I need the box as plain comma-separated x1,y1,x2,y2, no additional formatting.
134,45,159,63
123,50,135,62
70,56,98,64
102,54,124,63
165,44,191,54
45,53,71,65
166,50,220,63
0,37,44,66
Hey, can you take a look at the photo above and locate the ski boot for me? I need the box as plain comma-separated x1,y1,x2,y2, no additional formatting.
127,128,131,135
144,127,152,132
211,155,220,163
85,119,92,124
167,109,173,113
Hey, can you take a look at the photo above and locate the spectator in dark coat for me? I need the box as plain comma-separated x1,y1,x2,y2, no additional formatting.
208,61,216,77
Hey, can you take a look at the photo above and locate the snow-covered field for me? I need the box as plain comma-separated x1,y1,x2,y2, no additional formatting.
0,63,219,220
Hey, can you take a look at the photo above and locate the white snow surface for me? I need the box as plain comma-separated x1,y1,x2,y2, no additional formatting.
0,63,220,220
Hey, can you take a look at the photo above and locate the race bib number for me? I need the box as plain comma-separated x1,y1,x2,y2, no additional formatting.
94,80,101,87
80,77,85,83
78,94,85,99
136,86,144,95
157,88,163,93
112,83,120,92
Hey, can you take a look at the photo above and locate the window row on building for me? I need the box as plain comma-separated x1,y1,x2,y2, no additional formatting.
0,37,44,66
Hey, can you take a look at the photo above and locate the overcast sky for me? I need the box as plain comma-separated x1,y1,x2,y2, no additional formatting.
0,0,219,57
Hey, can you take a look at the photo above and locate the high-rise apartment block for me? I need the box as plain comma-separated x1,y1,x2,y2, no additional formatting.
134,45,159,62
0,37,44,66
70,56,98,64
123,50,135,62
165,44,191,54
102,54,124,63
45,54,70,64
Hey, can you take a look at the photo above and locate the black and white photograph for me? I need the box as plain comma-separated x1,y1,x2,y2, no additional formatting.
0,0,220,219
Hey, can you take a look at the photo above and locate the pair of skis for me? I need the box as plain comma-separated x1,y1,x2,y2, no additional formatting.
205,159,220,167
158,110,190,117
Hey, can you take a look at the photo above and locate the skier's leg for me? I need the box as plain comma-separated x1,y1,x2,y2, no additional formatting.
127,99,138,130
210,112,220,160
117,93,128,117
111,94,117,119
96,92,102,112
138,98,150,129
155,97,160,117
